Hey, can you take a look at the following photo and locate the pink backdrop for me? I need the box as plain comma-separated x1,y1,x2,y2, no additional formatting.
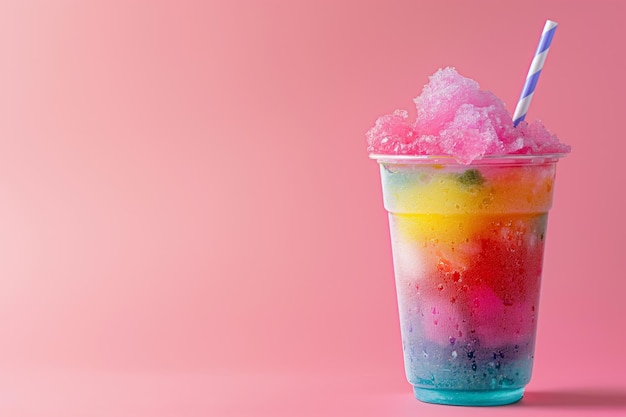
1,0,625,415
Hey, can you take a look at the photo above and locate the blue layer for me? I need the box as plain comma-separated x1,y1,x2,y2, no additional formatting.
414,387,524,406
404,339,534,391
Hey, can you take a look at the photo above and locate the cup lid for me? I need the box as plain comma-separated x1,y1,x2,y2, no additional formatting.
369,153,566,165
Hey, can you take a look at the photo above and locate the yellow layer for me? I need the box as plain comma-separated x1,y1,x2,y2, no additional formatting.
390,168,554,215
393,213,484,270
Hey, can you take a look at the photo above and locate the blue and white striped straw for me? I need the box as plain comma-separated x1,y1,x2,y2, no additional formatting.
513,20,558,127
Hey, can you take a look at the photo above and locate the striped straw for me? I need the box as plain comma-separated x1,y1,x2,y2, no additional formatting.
513,20,558,126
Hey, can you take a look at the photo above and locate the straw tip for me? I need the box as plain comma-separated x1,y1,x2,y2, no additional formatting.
545,19,558,28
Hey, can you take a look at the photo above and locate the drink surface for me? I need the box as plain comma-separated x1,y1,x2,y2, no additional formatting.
380,159,556,401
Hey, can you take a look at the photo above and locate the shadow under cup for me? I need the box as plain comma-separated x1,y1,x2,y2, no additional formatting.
373,154,563,406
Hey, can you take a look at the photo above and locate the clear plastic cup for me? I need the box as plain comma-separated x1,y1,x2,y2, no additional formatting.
372,154,564,406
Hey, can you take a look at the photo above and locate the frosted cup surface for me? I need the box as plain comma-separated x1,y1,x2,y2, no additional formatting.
374,154,562,406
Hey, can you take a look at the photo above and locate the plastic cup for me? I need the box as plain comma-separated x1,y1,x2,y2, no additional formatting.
372,154,564,406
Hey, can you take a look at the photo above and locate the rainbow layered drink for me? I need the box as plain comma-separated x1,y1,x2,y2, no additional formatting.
367,69,570,405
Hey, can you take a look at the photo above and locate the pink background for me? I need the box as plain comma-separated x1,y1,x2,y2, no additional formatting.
1,0,625,415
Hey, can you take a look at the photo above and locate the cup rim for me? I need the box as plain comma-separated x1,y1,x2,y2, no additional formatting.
369,153,566,165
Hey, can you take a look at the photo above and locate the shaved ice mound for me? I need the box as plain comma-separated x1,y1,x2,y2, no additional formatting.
366,68,570,164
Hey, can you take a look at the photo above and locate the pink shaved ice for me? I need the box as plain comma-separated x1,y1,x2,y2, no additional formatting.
366,68,570,164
